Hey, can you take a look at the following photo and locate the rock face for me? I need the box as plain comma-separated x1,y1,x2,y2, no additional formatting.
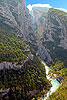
43,8,67,49
42,8,67,63
0,54,34,70
31,7,53,63
37,41,52,63
0,0,67,64
31,7,67,63
0,0,35,42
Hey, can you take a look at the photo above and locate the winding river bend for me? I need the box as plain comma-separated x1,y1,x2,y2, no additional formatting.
42,62,61,100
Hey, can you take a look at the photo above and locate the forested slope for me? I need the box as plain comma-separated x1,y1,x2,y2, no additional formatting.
0,28,51,99
0,28,29,63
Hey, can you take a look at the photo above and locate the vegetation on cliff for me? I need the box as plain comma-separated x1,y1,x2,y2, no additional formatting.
49,61,67,78
0,29,30,63
48,61,67,100
42,8,67,66
0,56,51,100
0,28,51,99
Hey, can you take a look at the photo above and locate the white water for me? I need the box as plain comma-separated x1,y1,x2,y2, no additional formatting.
42,62,61,100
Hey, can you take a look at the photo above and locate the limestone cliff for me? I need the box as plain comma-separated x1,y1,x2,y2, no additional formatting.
0,0,67,64
31,6,53,63
31,7,67,64
42,8,67,63
43,8,67,49
0,0,35,42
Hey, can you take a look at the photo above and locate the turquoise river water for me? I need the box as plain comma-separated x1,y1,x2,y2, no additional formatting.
42,62,61,100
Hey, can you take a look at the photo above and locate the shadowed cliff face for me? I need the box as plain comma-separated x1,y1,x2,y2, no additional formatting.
31,7,53,63
43,8,67,49
30,6,53,63
31,7,67,64
0,0,36,43
42,8,67,64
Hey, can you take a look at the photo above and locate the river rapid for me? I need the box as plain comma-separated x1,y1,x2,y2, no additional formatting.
42,62,61,100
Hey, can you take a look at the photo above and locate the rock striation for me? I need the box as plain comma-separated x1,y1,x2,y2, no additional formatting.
0,0,35,42
31,7,67,63
42,8,67,63
0,0,67,64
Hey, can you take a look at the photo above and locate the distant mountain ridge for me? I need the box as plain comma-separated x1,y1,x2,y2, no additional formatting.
31,6,49,36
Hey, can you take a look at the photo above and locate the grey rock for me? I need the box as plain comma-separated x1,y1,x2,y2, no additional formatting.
0,0,35,43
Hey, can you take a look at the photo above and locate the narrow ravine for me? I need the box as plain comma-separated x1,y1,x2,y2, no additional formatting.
42,61,61,100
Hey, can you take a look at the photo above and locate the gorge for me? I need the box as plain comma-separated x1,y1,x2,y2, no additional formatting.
42,62,61,100
0,0,67,100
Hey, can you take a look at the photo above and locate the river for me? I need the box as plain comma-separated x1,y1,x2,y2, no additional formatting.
42,62,61,100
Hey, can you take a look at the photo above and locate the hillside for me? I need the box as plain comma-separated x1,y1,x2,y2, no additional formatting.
42,8,67,65
0,28,29,63
0,28,51,99
0,0,36,43
0,1,51,100
0,54,51,100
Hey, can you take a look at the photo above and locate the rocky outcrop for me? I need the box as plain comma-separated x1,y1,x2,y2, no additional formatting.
31,7,53,63
42,8,67,63
0,54,34,70
31,7,67,63
0,0,36,43
37,41,52,63
43,8,67,49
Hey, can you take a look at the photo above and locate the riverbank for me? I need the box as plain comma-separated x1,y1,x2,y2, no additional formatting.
41,61,61,100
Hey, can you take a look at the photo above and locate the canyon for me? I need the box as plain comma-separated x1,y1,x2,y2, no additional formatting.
0,0,67,100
